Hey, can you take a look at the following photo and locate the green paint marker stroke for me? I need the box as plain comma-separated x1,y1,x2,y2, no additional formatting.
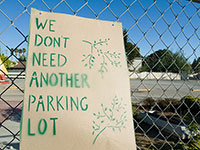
92,96,127,145
82,39,122,78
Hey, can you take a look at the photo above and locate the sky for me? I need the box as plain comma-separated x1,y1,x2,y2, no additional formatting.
0,0,199,63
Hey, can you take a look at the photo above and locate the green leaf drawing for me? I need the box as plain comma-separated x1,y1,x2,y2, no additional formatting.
82,38,121,78
91,96,127,145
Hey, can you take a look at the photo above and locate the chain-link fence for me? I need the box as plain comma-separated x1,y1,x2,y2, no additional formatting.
0,0,200,149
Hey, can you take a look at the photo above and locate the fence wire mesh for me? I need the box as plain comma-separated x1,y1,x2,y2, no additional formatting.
0,0,200,149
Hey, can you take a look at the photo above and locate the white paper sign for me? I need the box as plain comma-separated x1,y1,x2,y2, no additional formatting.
20,8,136,150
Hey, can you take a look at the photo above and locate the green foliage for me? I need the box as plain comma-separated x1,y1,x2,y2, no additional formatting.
140,49,191,73
123,29,141,65
19,56,26,61
192,57,200,73
0,54,15,69
190,0,200,4
143,97,155,110
173,122,200,150
181,96,200,115
143,96,200,114
11,48,26,58
143,97,181,112
173,52,191,72
141,96,200,150
140,49,171,72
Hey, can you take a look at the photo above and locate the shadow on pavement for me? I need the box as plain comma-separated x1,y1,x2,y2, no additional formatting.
1,108,22,123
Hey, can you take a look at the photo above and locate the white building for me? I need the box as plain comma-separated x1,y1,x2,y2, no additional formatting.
128,57,142,72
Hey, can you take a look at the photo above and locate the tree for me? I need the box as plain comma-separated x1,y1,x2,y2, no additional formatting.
19,48,26,61
141,49,173,72
123,29,141,65
15,49,18,57
18,49,22,57
192,57,200,73
173,52,191,73
189,0,200,4
22,48,26,57
140,49,191,73
12,48,26,60
10,48,14,55
0,54,15,68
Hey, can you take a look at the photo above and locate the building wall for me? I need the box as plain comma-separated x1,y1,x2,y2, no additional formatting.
129,72,181,80
129,57,142,72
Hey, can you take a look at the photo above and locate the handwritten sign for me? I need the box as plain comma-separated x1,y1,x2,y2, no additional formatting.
20,8,136,150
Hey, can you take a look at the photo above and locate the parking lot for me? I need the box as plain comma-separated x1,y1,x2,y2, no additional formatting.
1,78,200,103
131,79,200,103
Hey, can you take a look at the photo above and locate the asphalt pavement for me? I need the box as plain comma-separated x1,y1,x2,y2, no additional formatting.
130,79,200,103
0,79,23,150
0,79,24,102
1,78,200,103
0,120,20,150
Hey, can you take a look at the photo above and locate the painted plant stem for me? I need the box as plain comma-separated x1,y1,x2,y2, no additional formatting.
92,96,127,145
92,127,107,145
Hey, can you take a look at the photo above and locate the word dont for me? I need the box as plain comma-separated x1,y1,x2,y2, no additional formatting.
34,34,69,48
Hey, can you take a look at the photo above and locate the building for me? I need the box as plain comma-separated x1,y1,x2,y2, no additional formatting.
128,57,142,72
8,61,26,72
